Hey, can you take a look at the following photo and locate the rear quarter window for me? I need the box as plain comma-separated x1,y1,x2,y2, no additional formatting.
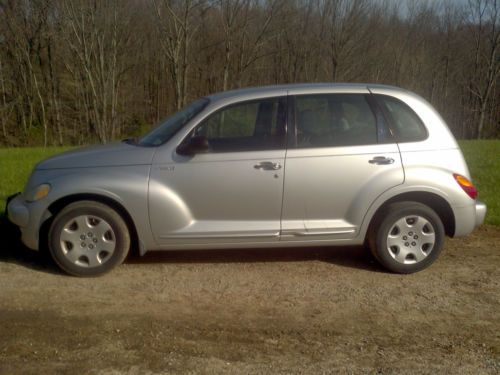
376,95,428,142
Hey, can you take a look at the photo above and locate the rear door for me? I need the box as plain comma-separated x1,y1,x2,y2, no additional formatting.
281,93,404,241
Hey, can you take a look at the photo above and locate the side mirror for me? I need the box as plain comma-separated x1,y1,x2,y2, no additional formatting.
176,135,210,156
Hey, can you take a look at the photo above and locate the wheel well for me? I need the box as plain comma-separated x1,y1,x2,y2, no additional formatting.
45,194,140,257
369,192,455,237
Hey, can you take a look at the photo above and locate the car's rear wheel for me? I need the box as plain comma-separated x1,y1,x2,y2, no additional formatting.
369,201,445,273
48,200,130,277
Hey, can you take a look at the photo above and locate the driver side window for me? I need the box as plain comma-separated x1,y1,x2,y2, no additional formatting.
192,97,286,152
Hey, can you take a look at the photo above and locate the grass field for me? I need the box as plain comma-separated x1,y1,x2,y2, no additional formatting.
0,147,72,212
458,140,500,225
0,141,498,225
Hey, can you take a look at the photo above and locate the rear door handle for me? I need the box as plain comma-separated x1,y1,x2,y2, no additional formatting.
369,156,395,165
254,161,282,170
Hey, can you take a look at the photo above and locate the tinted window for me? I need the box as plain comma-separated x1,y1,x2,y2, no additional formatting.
191,97,286,152
376,95,427,142
294,94,377,148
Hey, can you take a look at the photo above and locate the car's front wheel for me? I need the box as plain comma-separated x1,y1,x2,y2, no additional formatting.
369,201,445,273
48,200,130,276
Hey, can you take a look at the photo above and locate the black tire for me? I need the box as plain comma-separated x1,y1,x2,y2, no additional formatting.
368,201,445,274
48,200,130,277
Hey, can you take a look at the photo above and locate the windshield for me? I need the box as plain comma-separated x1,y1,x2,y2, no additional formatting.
138,98,209,146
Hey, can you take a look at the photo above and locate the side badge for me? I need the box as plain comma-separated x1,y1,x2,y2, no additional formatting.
159,166,175,172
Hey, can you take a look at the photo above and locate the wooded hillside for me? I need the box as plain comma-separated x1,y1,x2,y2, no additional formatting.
0,0,498,146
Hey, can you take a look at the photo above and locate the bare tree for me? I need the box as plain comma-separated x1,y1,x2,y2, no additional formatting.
0,56,8,142
322,0,370,81
61,0,132,142
214,0,249,91
466,0,500,138
2,0,50,145
152,0,203,109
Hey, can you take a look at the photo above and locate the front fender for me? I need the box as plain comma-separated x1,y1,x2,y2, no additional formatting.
24,165,156,251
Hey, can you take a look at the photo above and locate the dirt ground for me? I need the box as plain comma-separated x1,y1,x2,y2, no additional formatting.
0,219,499,375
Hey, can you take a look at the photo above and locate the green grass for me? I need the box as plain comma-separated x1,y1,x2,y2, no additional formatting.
0,141,499,225
0,147,72,211
458,140,500,226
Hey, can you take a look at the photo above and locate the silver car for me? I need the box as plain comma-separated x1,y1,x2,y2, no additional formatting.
7,84,486,276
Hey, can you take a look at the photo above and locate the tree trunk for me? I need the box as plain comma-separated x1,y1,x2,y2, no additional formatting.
0,58,8,142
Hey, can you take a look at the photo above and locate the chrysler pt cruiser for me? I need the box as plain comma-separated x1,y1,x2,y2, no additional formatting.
7,84,486,276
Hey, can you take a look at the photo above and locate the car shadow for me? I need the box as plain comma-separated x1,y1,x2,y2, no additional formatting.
129,245,383,272
0,214,62,275
0,214,384,274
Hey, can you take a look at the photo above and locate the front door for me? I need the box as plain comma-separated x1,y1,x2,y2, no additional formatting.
149,96,287,246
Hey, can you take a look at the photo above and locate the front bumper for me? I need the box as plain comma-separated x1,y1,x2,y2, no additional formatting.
6,193,29,227
6,192,43,250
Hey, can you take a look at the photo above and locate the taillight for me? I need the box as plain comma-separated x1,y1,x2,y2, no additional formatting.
453,173,478,199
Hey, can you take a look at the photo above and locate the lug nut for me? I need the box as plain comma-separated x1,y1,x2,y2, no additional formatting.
403,236,408,240
409,232,414,236
81,242,86,247
414,235,418,239
411,241,416,246
87,232,93,237
80,234,86,240
93,238,98,243
88,244,94,249
404,242,409,247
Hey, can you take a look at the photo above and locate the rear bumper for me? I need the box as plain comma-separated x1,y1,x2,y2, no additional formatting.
475,200,487,227
453,199,487,237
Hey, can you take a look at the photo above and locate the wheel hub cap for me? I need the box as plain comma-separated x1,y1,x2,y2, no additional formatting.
386,215,436,264
60,215,116,268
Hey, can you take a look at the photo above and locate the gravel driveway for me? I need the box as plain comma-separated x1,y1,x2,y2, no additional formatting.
0,220,499,374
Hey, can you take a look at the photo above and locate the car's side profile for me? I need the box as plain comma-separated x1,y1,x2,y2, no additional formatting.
7,83,486,276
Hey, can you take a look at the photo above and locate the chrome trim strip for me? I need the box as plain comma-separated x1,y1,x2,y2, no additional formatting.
159,231,280,239
286,229,356,236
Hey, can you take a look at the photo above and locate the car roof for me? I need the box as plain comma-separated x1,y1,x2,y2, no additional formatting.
205,83,408,102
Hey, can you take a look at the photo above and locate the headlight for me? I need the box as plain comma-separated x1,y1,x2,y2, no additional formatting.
25,183,51,202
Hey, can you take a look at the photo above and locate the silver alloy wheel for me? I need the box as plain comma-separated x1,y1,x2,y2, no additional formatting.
386,215,436,264
59,215,116,268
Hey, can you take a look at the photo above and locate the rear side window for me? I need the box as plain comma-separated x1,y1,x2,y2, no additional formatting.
375,95,427,142
294,94,377,148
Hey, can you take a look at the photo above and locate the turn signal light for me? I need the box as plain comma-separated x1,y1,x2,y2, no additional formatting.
453,174,477,199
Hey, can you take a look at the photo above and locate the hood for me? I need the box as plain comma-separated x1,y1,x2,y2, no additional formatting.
36,141,157,170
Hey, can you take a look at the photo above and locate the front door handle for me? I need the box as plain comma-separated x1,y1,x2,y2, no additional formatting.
254,161,282,170
369,156,395,165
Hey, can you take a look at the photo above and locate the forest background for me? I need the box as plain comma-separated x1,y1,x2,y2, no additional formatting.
0,0,498,147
